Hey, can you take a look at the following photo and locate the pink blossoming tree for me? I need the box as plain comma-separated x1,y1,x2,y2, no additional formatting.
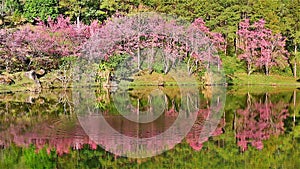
83,13,223,76
237,19,288,75
1,15,101,72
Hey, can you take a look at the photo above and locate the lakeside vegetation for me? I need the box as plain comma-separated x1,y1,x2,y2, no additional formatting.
1,1,300,91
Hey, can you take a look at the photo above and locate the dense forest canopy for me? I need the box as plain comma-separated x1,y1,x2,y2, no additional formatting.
0,0,300,78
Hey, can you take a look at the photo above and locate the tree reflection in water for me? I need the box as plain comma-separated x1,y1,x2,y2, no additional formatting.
0,88,297,160
236,92,289,151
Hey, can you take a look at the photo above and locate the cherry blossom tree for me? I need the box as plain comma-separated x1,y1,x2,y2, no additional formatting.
192,18,225,52
237,19,288,75
237,19,255,75
1,15,101,72
83,13,222,78
84,13,187,74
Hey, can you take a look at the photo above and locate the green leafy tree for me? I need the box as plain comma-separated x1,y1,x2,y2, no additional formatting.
23,0,59,22
59,0,106,24
100,0,141,16
281,0,300,78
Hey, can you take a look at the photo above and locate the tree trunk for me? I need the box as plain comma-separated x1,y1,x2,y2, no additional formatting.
105,71,111,86
149,43,154,70
164,60,170,74
234,37,238,56
137,47,141,70
265,63,269,76
76,16,80,29
0,1,4,26
217,58,220,72
224,38,227,55
247,92,251,106
0,15,4,26
24,70,41,90
137,14,141,70
247,63,251,76
187,57,193,75
294,44,297,78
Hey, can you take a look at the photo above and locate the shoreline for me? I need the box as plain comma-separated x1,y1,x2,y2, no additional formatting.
1,71,300,94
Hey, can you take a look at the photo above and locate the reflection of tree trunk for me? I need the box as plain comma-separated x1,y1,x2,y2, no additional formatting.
6,102,9,115
265,92,270,122
164,95,168,110
294,90,296,126
137,99,140,116
148,95,153,116
247,92,251,106
234,110,237,143
137,98,140,136
265,92,269,103
186,94,190,115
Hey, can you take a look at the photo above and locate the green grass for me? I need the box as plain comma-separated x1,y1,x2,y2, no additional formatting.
227,85,300,95
227,72,300,94
232,73,300,86
127,71,201,87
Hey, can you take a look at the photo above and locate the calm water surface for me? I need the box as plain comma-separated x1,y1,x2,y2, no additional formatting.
0,86,299,168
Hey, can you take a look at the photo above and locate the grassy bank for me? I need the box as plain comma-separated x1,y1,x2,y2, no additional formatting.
2,71,300,94
227,73,300,94
231,73,300,86
127,71,201,87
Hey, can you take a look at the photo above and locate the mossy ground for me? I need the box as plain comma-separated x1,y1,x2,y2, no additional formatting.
127,71,201,87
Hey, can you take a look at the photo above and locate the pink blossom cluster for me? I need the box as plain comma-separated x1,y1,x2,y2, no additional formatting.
83,14,224,70
237,19,288,75
1,15,101,60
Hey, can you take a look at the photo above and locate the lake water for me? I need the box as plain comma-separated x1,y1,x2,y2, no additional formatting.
0,86,299,168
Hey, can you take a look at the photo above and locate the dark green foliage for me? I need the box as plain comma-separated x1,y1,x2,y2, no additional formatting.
59,0,106,24
23,0,59,22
